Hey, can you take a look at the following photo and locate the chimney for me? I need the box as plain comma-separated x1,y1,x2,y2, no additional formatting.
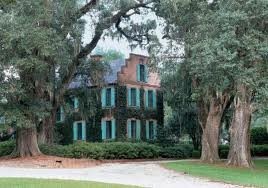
90,54,103,62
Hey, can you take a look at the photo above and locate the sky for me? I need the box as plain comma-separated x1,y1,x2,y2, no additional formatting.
82,11,165,58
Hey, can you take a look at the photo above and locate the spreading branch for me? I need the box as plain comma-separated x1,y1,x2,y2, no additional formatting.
76,0,98,19
57,0,154,100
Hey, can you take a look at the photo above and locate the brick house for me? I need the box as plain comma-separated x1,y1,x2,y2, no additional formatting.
57,53,163,143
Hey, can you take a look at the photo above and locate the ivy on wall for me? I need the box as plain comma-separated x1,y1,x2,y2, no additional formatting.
55,85,164,144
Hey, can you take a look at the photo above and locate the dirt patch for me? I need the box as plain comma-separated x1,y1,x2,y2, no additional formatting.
0,155,101,168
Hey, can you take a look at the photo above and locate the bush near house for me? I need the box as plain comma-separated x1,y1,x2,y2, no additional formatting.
251,127,268,145
0,141,14,157
0,141,193,159
40,142,193,159
218,144,268,158
1,141,266,159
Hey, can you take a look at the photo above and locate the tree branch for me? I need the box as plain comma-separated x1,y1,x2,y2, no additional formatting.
76,0,98,19
115,17,143,43
57,0,154,98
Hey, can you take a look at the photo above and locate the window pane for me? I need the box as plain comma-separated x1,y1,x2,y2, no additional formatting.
131,88,136,106
131,120,136,138
106,88,111,106
106,121,112,139
140,64,145,82
148,90,153,108
149,121,154,139
77,122,82,140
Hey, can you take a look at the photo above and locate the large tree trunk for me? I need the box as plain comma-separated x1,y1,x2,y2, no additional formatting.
12,127,41,157
198,93,229,163
227,84,253,168
38,108,57,145
201,101,222,162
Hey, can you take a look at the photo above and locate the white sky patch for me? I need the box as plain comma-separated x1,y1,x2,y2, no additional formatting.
82,9,167,58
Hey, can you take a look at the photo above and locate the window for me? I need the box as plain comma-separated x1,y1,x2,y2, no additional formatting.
127,119,140,139
72,97,79,110
77,122,83,140
145,90,156,109
149,121,154,139
136,63,148,83
101,119,116,140
106,120,112,139
128,87,140,107
56,107,64,122
106,88,112,106
146,120,156,140
73,121,86,141
131,120,137,138
148,90,153,108
130,88,136,106
101,87,115,108
140,64,145,82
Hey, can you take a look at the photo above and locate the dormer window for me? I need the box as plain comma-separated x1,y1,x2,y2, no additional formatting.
140,64,145,82
136,60,148,83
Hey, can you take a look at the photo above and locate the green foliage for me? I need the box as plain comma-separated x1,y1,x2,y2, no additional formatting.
0,140,15,157
94,48,125,62
251,145,268,157
218,145,268,159
251,127,268,145
39,142,193,160
192,150,201,159
161,62,201,149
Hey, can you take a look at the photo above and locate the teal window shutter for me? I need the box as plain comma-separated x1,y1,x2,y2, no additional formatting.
136,88,140,108
153,90,157,109
74,97,79,109
111,87,115,107
127,88,131,106
146,120,149,139
101,88,106,108
153,120,157,139
145,65,148,83
136,120,141,139
82,121,86,141
127,119,131,138
136,64,140,82
112,119,116,139
145,90,148,108
101,120,106,140
73,122,78,140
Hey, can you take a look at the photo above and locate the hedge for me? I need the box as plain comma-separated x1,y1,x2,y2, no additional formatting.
0,141,192,159
0,141,15,157
251,127,268,145
1,141,266,159
219,144,268,158
40,142,193,159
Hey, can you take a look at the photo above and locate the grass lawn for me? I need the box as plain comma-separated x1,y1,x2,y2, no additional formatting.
0,178,137,188
163,159,268,188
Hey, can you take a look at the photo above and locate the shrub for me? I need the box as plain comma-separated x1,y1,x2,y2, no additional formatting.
251,127,268,145
0,140,15,157
219,145,229,159
192,150,201,158
218,144,268,158
40,142,162,160
251,145,268,156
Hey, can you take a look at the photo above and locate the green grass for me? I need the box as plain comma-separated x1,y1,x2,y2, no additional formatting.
0,178,137,188
163,159,268,188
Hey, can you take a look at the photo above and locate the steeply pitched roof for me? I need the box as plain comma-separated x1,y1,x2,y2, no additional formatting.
68,58,126,89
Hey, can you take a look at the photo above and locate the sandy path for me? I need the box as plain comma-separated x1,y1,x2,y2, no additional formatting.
0,161,243,188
